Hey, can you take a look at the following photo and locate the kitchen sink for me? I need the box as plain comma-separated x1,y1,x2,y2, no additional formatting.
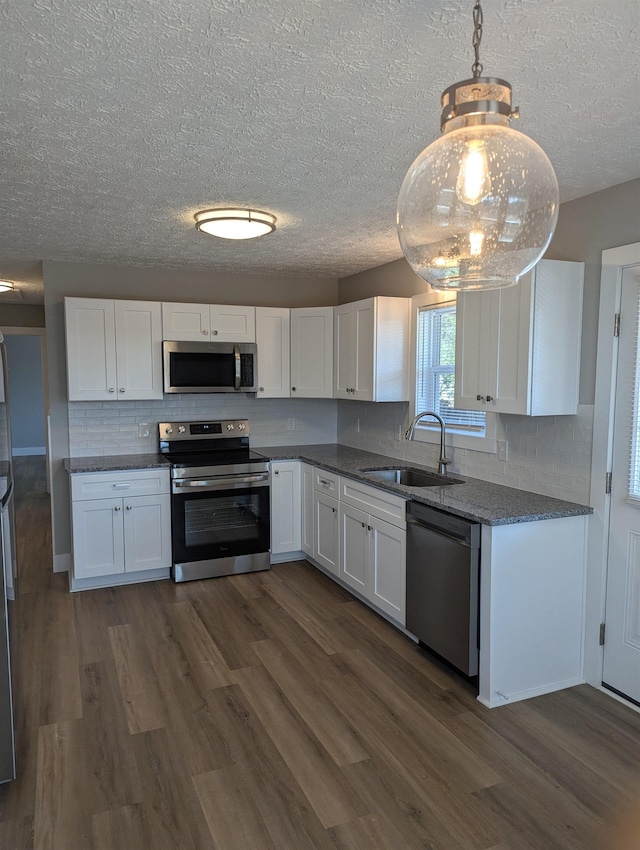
362,467,463,487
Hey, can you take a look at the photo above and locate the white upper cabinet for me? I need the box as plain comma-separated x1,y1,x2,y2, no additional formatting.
65,298,163,401
290,307,334,398
455,259,585,416
334,297,410,401
162,302,256,342
255,306,290,398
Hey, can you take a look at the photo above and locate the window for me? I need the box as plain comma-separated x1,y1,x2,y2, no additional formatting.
629,282,640,501
410,294,496,452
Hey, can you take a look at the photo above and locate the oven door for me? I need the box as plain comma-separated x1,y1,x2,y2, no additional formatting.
171,473,270,581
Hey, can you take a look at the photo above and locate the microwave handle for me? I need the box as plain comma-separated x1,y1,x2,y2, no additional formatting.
234,344,241,391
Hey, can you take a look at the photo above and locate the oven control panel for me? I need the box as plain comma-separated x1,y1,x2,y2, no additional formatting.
159,420,250,441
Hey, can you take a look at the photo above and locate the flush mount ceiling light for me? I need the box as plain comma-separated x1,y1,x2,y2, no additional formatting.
0,281,15,293
194,208,276,240
397,1,559,292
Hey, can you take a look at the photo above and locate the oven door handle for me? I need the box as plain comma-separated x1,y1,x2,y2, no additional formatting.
173,473,270,489
234,344,241,391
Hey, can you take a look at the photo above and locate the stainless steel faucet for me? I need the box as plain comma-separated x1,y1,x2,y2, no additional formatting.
405,411,450,475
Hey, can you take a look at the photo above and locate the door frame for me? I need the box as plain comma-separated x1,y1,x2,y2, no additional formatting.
0,326,50,494
588,243,640,698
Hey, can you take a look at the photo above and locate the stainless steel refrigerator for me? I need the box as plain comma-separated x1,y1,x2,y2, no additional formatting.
0,336,16,783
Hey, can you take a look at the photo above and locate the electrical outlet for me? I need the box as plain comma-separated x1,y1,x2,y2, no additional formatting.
287,418,295,430
354,418,360,433
394,424,402,441
497,440,508,462
138,422,150,439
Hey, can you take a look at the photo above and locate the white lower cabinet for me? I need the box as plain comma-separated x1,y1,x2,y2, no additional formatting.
301,463,314,557
270,461,302,556
314,491,340,576
70,468,171,590
339,503,406,624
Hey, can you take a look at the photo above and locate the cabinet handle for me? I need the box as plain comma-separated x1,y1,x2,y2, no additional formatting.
112,483,131,489
114,505,121,512
108,387,115,393
486,395,493,402
203,329,209,335
319,479,330,486
126,505,132,510
476,394,485,401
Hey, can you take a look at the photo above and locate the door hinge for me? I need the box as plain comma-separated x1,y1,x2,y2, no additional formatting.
605,472,612,494
614,313,621,337
599,623,606,646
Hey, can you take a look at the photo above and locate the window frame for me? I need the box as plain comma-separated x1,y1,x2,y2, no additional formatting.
409,292,497,453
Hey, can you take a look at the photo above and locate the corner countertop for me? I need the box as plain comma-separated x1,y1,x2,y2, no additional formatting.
64,454,170,473
251,443,593,526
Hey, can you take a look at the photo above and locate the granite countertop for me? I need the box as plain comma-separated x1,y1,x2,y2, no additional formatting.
64,454,170,473
251,443,593,526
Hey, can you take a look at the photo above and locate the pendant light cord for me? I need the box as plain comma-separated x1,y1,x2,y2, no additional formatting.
471,0,483,77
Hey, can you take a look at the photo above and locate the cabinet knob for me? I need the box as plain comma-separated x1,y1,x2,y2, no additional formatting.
108,387,115,393
361,522,366,528
114,505,121,512
126,505,132,510
259,387,264,392
367,525,372,531
476,394,485,401
486,395,493,402
291,387,296,392
119,388,125,393
332,507,336,513
212,330,218,335
274,470,279,475
203,329,209,335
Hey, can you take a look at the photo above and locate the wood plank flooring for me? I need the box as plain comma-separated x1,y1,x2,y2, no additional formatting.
1,456,640,849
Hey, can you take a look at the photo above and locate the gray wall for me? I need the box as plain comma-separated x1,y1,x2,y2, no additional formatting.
338,178,640,405
4,335,45,452
43,260,339,562
0,304,45,327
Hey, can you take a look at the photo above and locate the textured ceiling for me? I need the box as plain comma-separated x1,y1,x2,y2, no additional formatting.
1,0,638,304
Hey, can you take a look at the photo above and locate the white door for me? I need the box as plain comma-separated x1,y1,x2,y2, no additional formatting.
161,302,210,340
114,300,163,400
270,461,301,555
333,304,353,398
123,494,171,573
314,491,339,576
210,305,256,342
339,504,369,594
72,498,125,579
301,464,314,557
352,299,375,401
64,298,117,401
603,265,640,704
255,307,290,398
369,516,406,625
290,307,334,398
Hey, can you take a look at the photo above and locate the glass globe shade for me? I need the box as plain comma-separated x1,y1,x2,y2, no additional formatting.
397,122,559,291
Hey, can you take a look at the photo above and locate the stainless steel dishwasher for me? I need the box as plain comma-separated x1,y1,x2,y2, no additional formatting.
406,501,480,678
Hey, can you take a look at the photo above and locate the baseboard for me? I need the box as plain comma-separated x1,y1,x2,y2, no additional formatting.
53,553,70,573
477,676,586,709
12,447,46,456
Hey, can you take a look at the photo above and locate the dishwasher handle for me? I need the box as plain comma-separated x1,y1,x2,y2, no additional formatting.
406,502,480,548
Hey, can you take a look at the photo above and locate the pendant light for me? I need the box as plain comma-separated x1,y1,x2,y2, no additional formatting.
0,281,15,293
195,208,276,240
397,1,559,291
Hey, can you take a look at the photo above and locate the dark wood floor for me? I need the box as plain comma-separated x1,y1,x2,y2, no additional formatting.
1,456,639,849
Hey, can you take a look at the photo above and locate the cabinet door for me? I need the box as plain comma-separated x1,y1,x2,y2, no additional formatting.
301,463,314,557
72,498,125,579
369,516,406,625
161,302,211,340
290,307,334,398
123,494,171,572
454,289,498,411
114,300,163,400
352,299,375,401
339,503,369,595
314,492,339,576
333,304,353,399
65,298,117,401
270,461,302,555
256,307,290,398
210,305,256,342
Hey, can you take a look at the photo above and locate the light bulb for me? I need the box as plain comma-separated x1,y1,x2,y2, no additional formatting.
456,140,491,205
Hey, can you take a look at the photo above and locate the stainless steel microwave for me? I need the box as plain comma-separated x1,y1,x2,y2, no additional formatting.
163,341,258,393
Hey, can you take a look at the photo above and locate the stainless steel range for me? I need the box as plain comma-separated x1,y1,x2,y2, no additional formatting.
159,420,270,582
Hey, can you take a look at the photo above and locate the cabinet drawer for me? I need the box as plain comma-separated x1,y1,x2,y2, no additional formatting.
340,477,406,528
314,468,340,495
71,468,170,501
